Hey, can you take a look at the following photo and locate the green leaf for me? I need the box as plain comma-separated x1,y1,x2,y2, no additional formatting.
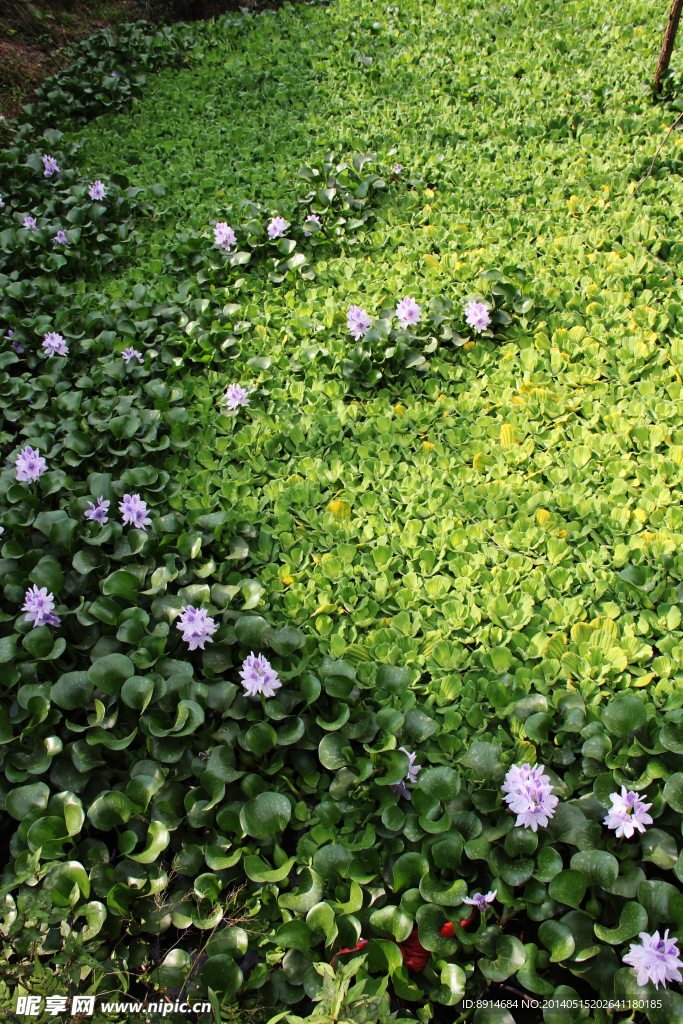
102,570,140,603
602,695,647,737
5,782,49,821
569,851,618,888
479,935,527,982
51,672,93,711
369,904,413,942
516,942,554,996
594,901,648,944
121,675,155,712
459,741,504,779
244,855,295,883
638,878,680,924
76,901,107,941
538,920,575,962
87,791,133,831
392,853,429,894
201,955,243,1002
88,653,135,695
548,870,587,910
418,766,460,800
127,821,170,863
664,772,683,812
240,792,291,839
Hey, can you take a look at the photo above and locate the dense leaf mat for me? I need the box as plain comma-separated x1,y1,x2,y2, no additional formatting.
4,0,683,1020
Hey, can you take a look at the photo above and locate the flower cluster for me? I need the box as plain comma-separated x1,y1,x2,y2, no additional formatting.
464,300,491,333
52,231,68,246
223,383,250,410
239,652,281,698
23,216,37,233
43,155,59,177
502,762,559,832
214,222,237,251
88,180,106,201
267,216,289,240
396,296,422,328
347,305,372,340
176,606,217,651
42,332,68,358
22,585,60,628
84,497,110,524
122,347,143,365
623,931,683,989
603,786,653,838
119,493,152,530
15,446,47,483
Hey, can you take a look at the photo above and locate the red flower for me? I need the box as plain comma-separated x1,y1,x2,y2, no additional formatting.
440,921,456,938
330,938,368,966
398,928,429,972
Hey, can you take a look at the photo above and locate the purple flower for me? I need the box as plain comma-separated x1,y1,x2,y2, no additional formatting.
0,195,4,208
23,216,37,232
464,301,492,333
623,931,683,989
396,296,422,329
15,445,47,483
122,347,143,365
390,747,422,801
43,155,59,177
214,222,237,251
501,762,559,832
603,786,653,839
390,781,411,802
176,605,217,651
111,70,121,79
42,332,68,358
463,890,497,912
84,497,110,524
223,383,250,410
303,214,322,236
400,747,422,784
347,305,372,340
22,585,61,628
119,493,152,531
239,651,281,698
393,164,403,173
267,216,289,240
52,230,68,245
88,180,106,201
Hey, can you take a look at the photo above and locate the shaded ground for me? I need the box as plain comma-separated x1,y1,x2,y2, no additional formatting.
0,0,272,119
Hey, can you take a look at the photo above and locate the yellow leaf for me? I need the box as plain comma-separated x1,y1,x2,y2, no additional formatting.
423,441,435,452
473,452,490,472
282,577,293,585
424,188,435,197
394,404,406,417
463,340,475,350
423,254,440,269
500,424,516,449
536,509,550,527
515,740,537,764
313,603,336,616
328,500,351,520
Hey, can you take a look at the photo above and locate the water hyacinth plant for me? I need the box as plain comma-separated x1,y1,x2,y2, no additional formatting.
1,0,683,1019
